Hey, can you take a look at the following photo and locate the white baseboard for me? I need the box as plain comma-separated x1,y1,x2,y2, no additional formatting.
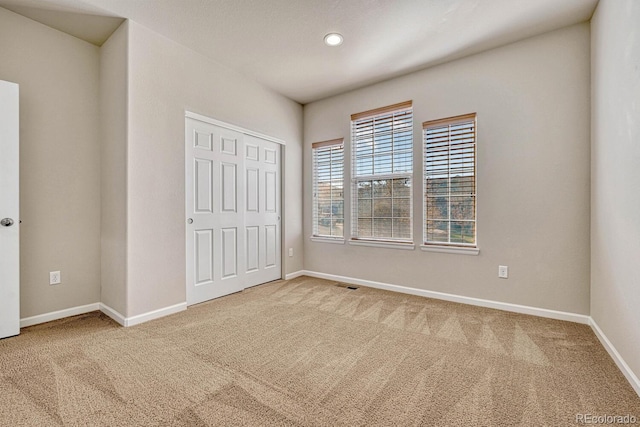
590,318,640,397
20,301,189,329
124,302,187,327
100,302,187,327
300,270,591,325
20,303,101,328
99,303,127,326
285,270,305,280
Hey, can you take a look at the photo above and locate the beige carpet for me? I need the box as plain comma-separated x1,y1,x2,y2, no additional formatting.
1,276,638,426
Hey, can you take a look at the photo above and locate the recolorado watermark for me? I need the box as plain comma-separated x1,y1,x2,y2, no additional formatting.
576,414,637,424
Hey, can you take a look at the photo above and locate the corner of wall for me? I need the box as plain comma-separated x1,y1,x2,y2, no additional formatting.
589,0,640,394
99,19,130,317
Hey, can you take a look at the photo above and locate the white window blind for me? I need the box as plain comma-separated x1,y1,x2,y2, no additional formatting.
351,101,413,242
423,113,477,247
312,138,344,238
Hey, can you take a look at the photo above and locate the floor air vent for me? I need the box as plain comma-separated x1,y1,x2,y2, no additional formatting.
336,284,359,290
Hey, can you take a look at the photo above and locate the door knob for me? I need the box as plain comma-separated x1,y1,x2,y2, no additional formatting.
1,218,14,227
187,218,193,224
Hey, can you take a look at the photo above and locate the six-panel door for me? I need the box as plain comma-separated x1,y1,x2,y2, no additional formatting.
244,134,281,288
185,117,281,305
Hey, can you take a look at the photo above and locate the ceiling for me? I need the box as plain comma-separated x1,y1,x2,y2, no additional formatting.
0,0,598,104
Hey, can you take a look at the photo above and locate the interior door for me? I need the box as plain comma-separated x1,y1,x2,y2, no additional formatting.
244,134,281,287
186,118,246,305
0,80,20,339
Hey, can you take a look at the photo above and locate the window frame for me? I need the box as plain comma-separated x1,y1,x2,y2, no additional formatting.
422,113,478,252
311,138,345,241
350,101,414,245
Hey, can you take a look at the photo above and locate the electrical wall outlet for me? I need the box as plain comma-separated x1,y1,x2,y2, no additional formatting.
288,248,294,257
498,265,508,279
50,271,61,285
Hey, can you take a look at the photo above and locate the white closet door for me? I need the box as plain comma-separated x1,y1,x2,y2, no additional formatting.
0,80,20,339
186,117,281,306
244,135,281,287
186,119,246,305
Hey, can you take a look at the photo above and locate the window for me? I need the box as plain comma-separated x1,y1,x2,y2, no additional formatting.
423,113,477,247
312,138,344,238
351,101,413,242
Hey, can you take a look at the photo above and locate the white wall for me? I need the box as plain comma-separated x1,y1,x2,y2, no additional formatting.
100,21,129,315
304,24,591,315
124,22,303,317
0,7,101,318
591,0,640,382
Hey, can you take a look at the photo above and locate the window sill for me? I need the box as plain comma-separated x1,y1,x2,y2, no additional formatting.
310,236,345,244
420,245,479,255
349,239,415,250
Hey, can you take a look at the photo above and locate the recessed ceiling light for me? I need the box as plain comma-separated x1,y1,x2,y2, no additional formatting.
324,33,343,47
